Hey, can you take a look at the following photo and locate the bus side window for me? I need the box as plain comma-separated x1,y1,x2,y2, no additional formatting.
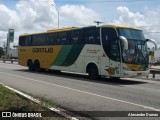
32,35,46,46
102,28,119,61
108,29,120,61
58,32,68,45
32,35,38,46
71,30,84,44
46,33,58,45
25,36,32,46
19,36,31,46
110,40,120,61
19,36,25,46
85,28,100,44
39,35,46,46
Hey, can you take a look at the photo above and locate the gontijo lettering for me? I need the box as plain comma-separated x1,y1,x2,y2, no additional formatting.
32,48,53,53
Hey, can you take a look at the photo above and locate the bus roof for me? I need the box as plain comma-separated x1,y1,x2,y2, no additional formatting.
102,24,141,30
20,24,141,37
47,26,78,32
20,26,78,36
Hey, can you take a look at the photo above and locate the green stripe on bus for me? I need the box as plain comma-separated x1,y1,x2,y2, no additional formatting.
52,45,73,66
60,45,84,66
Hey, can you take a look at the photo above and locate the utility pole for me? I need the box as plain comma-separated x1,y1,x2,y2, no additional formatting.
6,33,10,56
51,4,59,28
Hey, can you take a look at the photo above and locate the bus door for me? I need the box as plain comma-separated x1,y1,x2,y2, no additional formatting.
101,28,121,77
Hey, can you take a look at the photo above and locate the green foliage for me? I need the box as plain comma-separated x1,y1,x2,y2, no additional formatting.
0,85,68,120
0,85,45,111
0,47,4,58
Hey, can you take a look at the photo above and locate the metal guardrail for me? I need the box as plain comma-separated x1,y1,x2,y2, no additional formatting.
150,69,160,78
2,59,18,63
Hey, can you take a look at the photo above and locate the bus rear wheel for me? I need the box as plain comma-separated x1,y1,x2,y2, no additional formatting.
34,60,41,72
87,64,99,80
28,60,34,71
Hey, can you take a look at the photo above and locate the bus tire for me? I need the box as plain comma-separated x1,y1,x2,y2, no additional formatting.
34,60,41,72
28,60,34,71
87,64,99,80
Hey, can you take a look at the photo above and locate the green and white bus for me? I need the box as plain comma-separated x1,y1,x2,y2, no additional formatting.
18,24,157,79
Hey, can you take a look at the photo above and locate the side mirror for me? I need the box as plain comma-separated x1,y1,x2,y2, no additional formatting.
119,36,128,50
146,39,157,50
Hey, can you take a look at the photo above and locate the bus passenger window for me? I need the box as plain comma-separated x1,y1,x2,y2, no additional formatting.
19,36,31,46
71,30,84,44
32,35,46,46
85,28,100,44
46,33,58,45
102,28,120,61
105,36,108,41
110,41,120,61
58,32,68,45
19,36,25,46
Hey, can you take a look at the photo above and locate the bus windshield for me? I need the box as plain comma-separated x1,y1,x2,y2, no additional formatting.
118,28,149,64
118,28,145,40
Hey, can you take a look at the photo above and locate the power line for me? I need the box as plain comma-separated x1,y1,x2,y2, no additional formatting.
54,0,155,3
139,25,160,28
137,26,160,33
144,31,160,34
11,0,53,2
11,0,155,3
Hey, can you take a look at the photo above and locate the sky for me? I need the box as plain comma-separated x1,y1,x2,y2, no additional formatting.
0,0,159,48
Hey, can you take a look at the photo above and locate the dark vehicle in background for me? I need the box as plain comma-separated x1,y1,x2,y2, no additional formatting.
151,61,160,66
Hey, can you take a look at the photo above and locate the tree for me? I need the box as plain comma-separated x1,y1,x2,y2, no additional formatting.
0,47,4,58
3,42,6,49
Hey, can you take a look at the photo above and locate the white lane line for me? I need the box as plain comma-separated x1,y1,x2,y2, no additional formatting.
0,62,18,65
0,63,20,68
0,71,160,111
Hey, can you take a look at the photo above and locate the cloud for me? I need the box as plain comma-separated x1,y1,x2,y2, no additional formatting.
114,6,160,46
115,6,145,26
1,0,159,49
16,0,56,31
0,0,101,47
0,0,56,46
0,4,19,31
60,5,101,26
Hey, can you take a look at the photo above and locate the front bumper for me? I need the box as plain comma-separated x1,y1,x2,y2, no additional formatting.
122,69,149,78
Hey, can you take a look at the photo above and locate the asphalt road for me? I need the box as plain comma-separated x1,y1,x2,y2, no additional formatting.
0,61,160,120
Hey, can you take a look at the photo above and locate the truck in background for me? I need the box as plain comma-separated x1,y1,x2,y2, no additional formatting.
149,48,160,66
154,49,160,62
2,46,18,63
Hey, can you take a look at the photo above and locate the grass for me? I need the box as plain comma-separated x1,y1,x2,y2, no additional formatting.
40,96,57,108
0,84,68,120
0,84,45,111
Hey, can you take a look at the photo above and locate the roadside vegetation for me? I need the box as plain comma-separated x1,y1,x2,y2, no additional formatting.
0,84,42,111
0,47,4,58
0,84,68,120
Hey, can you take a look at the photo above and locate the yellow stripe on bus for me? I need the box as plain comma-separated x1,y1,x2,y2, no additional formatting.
18,45,62,68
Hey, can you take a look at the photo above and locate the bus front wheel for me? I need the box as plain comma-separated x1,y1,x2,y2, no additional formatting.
87,64,99,80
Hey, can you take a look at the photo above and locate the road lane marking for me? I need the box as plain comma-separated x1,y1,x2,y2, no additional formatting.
0,62,18,65
0,63,22,69
0,71,160,111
